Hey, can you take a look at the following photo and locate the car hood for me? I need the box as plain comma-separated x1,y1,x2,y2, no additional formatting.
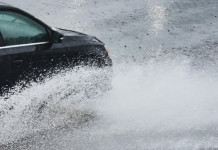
54,28,87,36
53,28,104,47
54,28,103,43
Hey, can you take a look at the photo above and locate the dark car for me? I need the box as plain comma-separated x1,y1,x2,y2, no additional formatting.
0,2,112,93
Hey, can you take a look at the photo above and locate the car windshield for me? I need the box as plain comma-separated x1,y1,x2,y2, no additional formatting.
0,11,49,46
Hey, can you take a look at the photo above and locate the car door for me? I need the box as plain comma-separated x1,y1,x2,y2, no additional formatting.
0,49,11,87
0,31,11,87
0,10,66,83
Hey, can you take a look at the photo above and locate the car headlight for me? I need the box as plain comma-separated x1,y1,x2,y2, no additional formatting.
105,46,109,56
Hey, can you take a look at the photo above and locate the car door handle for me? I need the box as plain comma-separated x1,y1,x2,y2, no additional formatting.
12,60,23,64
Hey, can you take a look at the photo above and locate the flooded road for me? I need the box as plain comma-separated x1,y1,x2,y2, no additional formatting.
1,0,218,149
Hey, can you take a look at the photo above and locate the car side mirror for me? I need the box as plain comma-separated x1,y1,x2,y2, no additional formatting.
51,31,63,43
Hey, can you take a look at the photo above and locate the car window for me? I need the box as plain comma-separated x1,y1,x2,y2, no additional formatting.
0,11,50,46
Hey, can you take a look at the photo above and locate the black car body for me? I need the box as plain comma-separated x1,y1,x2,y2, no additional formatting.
0,2,112,92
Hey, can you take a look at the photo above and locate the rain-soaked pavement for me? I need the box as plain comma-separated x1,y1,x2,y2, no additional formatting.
1,0,218,149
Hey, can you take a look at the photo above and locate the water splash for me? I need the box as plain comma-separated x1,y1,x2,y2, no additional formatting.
0,66,111,145
1,57,218,149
